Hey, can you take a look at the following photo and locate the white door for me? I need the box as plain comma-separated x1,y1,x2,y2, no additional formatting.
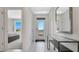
35,18,46,41
0,8,5,51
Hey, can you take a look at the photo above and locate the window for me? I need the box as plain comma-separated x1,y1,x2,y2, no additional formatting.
37,19,45,30
15,20,22,31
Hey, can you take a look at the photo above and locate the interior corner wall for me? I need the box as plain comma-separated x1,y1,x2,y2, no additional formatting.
73,8,79,35
48,8,57,36
69,7,79,40
22,8,33,51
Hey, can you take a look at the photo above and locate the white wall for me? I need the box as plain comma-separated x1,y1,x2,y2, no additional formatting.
8,18,14,33
73,8,79,35
48,8,57,35
0,8,8,51
22,8,33,51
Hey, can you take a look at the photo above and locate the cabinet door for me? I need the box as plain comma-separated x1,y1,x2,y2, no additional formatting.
0,8,5,51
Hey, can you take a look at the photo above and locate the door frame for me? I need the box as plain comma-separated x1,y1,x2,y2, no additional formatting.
5,7,24,51
36,18,46,40
34,16,48,42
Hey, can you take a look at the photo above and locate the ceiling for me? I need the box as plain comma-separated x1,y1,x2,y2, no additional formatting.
30,7,51,15
8,10,22,19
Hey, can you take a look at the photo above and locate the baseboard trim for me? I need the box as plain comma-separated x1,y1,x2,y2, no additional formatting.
35,39,45,42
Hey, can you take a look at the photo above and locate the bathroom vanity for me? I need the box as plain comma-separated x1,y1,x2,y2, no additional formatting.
47,35,79,52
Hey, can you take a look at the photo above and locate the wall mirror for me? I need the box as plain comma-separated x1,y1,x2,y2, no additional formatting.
55,7,73,34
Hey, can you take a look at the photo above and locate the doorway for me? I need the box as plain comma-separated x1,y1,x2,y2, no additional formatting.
7,8,23,51
32,17,48,52
35,18,46,42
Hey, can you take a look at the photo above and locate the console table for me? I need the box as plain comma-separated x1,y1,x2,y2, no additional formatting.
47,35,79,52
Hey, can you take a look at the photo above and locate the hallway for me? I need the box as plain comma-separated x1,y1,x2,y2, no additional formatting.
0,1,79,59
0,7,79,52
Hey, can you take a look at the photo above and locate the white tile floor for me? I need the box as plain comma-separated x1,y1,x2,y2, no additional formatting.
7,49,22,52
7,39,22,52
35,42,45,52
8,40,22,49
7,40,50,52
28,42,49,52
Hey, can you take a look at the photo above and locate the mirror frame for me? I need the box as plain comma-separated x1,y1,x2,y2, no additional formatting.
55,7,73,34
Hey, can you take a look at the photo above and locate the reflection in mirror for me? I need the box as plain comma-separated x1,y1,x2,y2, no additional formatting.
55,7,73,34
